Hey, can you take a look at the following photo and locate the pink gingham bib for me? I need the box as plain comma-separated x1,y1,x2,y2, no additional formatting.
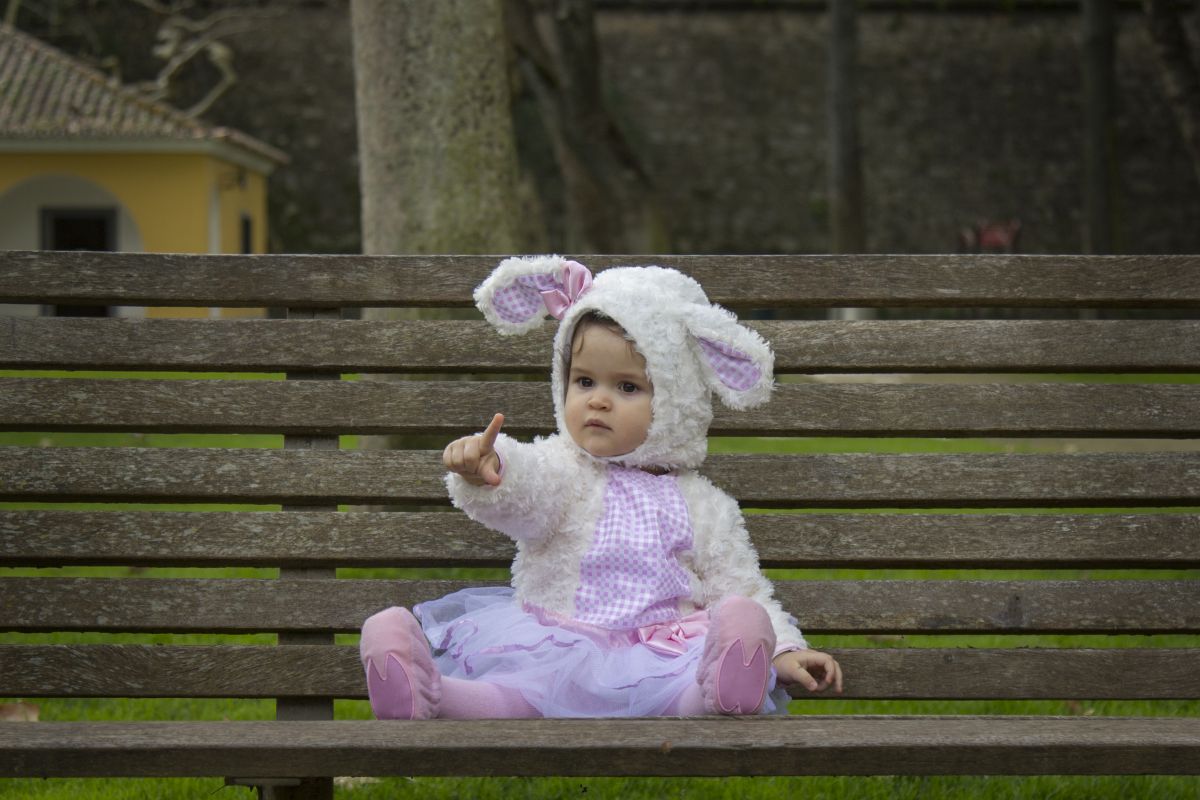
572,466,693,629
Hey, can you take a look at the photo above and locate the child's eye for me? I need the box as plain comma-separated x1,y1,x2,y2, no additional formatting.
577,377,593,388
618,382,640,394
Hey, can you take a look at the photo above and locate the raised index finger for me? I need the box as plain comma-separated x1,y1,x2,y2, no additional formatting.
479,413,505,452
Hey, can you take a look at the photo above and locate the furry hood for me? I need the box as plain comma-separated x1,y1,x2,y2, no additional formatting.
474,255,775,470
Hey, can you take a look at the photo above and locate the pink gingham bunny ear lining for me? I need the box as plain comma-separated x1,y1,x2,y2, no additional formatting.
696,337,763,392
686,305,775,409
475,255,593,335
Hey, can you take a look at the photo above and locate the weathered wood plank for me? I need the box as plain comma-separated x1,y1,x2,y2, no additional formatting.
2,717,1199,777
6,319,1200,372
0,510,511,568
1,578,1195,634
6,378,1200,437
701,451,1200,508
3,250,1198,307
3,645,1196,700
4,448,1198,507
822,647,1200,700
3,511,1197,569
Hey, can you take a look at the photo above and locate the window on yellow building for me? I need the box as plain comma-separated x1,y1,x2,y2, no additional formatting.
241,213,254,254
40,207,115,317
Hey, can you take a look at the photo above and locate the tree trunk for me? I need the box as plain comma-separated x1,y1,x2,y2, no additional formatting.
351,0,521,255
505,0,670,254
1082,0,1117,254
1142,0,1200,189
828,0,871,322
828,0,865,256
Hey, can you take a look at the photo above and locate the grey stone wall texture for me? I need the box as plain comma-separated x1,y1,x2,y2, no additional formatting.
594,7,1200,255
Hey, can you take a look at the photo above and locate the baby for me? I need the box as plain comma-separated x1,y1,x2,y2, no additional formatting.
360,256,842,718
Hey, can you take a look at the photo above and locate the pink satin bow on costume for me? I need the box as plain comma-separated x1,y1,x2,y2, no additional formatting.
636,611,710,657
540,260,593,320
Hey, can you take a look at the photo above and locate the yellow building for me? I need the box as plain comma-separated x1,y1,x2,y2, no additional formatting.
0,24,287,318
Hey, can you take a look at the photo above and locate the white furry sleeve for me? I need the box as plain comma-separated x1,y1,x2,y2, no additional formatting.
444,433,579,543
681,473,808,656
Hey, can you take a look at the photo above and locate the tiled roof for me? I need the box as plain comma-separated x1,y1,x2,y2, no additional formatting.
0,23,286,165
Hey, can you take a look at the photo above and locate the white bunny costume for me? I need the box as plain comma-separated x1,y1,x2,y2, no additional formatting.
409,256,807,717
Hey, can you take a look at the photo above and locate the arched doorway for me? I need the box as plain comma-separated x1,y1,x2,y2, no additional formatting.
0,174,144,317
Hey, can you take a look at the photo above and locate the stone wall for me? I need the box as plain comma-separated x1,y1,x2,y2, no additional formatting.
597,7,1200,254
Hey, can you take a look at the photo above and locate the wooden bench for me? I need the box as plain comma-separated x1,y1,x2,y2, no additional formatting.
1,250,1198,797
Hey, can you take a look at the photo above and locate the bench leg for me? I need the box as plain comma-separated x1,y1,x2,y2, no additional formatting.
268,779,333,800
226,777,332,800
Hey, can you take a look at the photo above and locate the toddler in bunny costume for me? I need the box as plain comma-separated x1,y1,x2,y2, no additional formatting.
360,256,842,719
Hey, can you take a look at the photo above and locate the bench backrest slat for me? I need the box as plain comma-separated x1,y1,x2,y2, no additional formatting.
4,251,1199,308
6,319,1200,372
5,379,1199,437
2,577,1196,635
4,511,1196,569
5,447,1197,507
2,645,1195,701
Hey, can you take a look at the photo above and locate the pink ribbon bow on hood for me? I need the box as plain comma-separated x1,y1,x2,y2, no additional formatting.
540,260,593,320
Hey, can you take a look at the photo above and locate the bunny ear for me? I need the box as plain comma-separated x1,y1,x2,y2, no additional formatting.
686,304,775,409
474,255,593,335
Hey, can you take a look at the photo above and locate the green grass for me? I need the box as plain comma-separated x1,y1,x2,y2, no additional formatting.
1,775,1198,799
2,372,1198,798
3,775,1200,800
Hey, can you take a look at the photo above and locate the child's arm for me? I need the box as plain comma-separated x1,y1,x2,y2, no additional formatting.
685,475,841,693
443,414,578,542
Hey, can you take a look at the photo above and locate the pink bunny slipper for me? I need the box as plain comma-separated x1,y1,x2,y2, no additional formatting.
697,595,776,715
360,607,442,720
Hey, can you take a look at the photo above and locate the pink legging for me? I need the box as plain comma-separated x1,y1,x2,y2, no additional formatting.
438,675,704,718
438,676,541,719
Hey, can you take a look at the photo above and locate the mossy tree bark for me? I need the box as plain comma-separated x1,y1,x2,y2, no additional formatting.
1082,0,1117,254
351,0,522,255
351,0,523,457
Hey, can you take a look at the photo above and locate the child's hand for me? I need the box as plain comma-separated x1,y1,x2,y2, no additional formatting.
443,413,504,487
772,649,843,694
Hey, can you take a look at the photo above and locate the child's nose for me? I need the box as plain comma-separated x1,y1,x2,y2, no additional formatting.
588,391,611,409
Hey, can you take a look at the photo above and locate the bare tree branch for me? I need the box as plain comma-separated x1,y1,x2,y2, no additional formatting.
126,0,281,117
184,41,236,117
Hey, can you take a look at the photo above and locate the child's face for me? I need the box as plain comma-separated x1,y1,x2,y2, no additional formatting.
564,323,653,459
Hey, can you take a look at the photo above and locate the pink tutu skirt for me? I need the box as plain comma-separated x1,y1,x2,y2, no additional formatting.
414,586,790,718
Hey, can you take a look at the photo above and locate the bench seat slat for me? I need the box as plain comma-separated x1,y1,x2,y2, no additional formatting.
3,578,1196,634
3,251,1198,308
3,645,1196,700
6,378,1199,437
4,448,1198,507
6,319,1200,372
4,511,1197,569
2,717,1198,777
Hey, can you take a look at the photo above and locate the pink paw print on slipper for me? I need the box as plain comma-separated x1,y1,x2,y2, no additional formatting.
697,596,776,715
